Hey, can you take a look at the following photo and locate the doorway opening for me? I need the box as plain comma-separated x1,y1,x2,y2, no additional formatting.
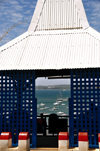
35,77,70,147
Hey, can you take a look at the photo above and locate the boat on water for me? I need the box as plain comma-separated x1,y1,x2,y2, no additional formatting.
39,108,46,110
39,106,50,110
52,107,59,110
54,95,68,105
63,97,68,101
40,103,45,106
57,111,64,114
44,107,49,109
62,113,67,116
63,89,66,91
57,98,63,101
58,101,63,103
57,91,63,101
43,113,49,115
61,103,65,106
53,102,59,105
53,93,63,105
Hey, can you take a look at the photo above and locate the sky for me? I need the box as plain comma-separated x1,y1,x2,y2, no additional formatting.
0,0,100,85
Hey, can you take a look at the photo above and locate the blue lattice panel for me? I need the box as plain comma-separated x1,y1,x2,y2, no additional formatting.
69,69,100,148
0,70,37,147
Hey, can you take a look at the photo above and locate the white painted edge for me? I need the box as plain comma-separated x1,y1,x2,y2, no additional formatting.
74,0,89,29
0,138,12,148
78,141,89,151
0,31,29,52
8,138,12,148
28,0,45,32
99,142,100,149
18,139,30,151
59,140,69,149
86,26,100,41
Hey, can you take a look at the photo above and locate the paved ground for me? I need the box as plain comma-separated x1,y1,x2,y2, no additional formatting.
31,148,99,151
8,136,99,151
31,148,58,151
9,147,99,151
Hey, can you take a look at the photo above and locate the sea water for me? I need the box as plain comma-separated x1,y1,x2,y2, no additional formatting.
36,89,70,116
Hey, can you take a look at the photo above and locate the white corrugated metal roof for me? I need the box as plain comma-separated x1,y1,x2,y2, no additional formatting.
0,0,100,70
28,0,89,32
36,0,83,30
0,27,100,70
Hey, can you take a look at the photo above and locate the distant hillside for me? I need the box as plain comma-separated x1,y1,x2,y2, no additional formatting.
35,85,70,90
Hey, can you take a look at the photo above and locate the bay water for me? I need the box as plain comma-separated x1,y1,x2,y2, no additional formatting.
36,89,70,116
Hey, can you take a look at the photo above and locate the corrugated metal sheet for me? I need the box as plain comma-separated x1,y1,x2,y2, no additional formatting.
0,27,100,70
28,0,89,32
36,0,82,30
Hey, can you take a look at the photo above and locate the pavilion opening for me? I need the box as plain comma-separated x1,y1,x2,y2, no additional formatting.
35,77,70,147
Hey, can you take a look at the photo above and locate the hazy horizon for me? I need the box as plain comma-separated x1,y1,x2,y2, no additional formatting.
35,77,70,86
36,84,70,86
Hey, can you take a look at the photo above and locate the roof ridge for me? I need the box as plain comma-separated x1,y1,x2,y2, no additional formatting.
86,27,100,41
0,32,29,52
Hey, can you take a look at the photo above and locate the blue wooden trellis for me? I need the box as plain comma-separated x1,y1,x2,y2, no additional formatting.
0,70,37,148
69,68,100,148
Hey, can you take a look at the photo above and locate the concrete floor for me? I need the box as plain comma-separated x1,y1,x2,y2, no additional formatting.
9,147,99,151
31,148,99,151
31,148,58,151
8,136,99,151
